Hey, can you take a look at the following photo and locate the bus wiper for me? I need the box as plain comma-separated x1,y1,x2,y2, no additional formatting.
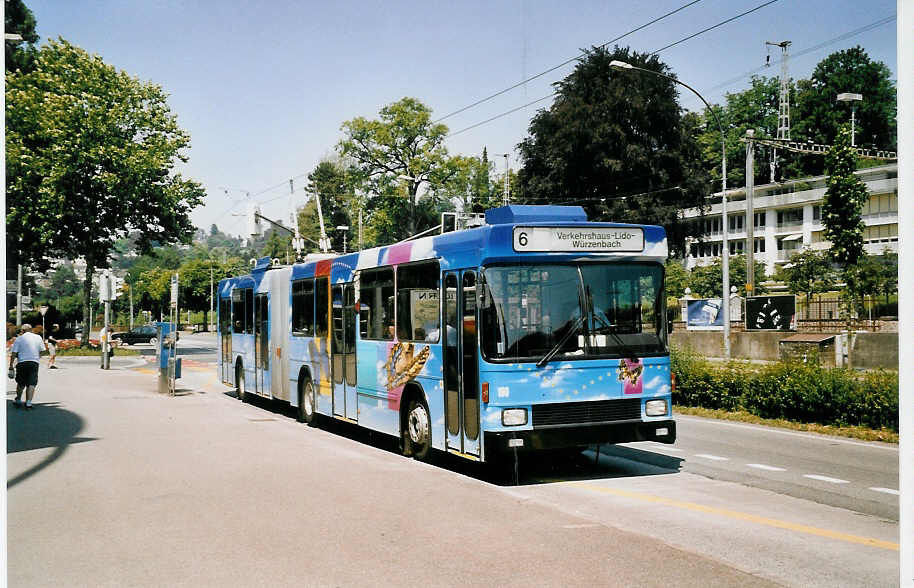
602,322,639,361
536,314,585,368
586,288,638,361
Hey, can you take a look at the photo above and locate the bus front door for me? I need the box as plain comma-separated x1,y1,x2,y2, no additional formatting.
444,271,480,458
254,293,269,396
331,284,357,420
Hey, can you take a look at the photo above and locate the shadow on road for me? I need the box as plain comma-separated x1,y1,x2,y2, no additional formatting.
7,399,97,489
233,393,683,486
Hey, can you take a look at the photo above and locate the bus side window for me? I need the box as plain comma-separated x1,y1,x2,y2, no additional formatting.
395,261,440,342
360,268,394,339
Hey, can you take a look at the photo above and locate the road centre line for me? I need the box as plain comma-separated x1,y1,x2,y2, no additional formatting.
803,474,850,484
675,415,898,451
746,463,786,472
869,487,900,496
573,482,898,551
694,453,729,461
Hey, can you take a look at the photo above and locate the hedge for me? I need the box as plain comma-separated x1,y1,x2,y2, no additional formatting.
670,347,898,432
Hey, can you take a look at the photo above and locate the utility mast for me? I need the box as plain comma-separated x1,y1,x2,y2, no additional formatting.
766,40,791,182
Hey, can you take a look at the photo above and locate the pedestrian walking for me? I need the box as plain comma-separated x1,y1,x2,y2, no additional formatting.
47,323,60,369
9,324,48,410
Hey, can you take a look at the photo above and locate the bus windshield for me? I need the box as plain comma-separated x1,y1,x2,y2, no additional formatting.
480,262,667,363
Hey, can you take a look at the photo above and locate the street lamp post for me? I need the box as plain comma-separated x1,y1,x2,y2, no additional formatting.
610,60,730,358
336,226,350,254
836,92,863,146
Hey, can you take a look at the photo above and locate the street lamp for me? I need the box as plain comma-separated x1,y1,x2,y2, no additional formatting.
336,226,350,253
836,92,863,147
610,59,731,358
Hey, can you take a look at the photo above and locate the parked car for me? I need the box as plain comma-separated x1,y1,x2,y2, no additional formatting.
111,325,159,345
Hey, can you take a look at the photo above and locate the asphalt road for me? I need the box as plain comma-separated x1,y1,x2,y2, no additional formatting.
6,333,899,586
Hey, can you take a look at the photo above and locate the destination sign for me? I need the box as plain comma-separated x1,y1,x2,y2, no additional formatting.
513,227,644,252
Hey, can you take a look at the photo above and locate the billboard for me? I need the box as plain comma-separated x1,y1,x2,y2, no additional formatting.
686,298,724,330
746,295,797,331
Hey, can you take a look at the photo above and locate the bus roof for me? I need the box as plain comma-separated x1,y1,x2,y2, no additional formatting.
290,205,667,284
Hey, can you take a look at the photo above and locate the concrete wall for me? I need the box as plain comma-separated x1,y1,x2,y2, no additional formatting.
669,329,898,370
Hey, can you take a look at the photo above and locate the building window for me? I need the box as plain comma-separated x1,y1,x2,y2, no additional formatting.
812,205,821,221
777,208,803,228
864,193,898,216
754,212,766,228
703,217,722,235
729,240,745,255
728,214,745,233
754,238,765,253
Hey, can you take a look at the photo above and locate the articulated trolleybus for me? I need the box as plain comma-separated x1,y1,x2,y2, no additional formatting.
218,205,675,463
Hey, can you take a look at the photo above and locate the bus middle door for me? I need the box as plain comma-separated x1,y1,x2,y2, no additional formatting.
254,292,269,396
331,283,357,420
444,271,480,458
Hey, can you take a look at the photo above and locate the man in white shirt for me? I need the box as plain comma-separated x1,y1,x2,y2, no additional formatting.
9,324,48,410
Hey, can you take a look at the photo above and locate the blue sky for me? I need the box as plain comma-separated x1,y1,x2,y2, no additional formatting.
27,0,897,237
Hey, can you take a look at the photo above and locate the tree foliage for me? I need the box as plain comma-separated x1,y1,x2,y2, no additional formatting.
688,255,766,299
822,125,868,269
794,46,896,152
779,249,835,306
517,46,710,255
299,159,355,252
6,39,205,343
4,0,40,74
337,97,453,237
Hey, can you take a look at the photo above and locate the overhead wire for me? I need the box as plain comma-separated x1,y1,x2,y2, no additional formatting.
433,0,705,124
211,4,891,229
446,0,781,138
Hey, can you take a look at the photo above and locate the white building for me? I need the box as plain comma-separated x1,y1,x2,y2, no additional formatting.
682,163,898,276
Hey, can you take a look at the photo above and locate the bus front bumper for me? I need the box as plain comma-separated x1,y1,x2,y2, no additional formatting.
485,419,676,453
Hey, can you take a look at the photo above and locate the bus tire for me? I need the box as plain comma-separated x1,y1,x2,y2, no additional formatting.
235,362,246,402
298,377,316,426
405,397,431,461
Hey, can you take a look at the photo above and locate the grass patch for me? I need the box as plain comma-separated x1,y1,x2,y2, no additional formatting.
674,405,898,444
54,347,140,357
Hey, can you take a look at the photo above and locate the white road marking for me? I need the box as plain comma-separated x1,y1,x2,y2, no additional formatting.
746,463,786,472
869,487,900,495
694,453,729,461
676,414,898,451
803,474,850,484
562,523,602,529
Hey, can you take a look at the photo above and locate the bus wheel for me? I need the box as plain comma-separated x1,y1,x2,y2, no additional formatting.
405,398,431,460
298,378,315,425
236,363,246,402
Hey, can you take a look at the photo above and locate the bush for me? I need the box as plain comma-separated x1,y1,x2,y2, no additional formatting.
671,346,898,432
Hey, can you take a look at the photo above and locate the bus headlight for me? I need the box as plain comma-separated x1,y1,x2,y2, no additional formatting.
645,399,668,417
502,408,528,426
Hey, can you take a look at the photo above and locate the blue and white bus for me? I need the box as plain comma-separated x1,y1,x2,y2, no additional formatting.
218,205,675,462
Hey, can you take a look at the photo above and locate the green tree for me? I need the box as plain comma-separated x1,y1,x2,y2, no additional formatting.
4,0,39,74
432,154,500,213
794,47,896,160
338,97,454,238
695,75,793,187
822,125,868,270
664,259,690,299
261,228,292,260
780,249,835,307
6,40,205,345
688,255,766,299
300,159,354,252
517,46,710,255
